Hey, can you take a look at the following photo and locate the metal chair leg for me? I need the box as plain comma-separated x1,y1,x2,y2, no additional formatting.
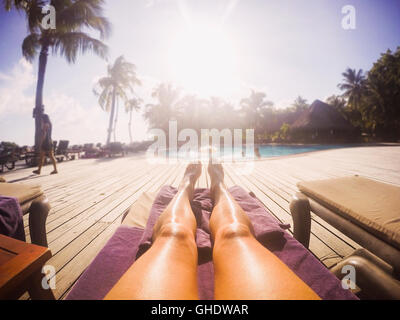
290,192,311,248
29,195,50,247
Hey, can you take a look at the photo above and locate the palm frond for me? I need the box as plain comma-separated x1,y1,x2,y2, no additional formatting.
337,84,353,92
21,33,41,61
115,85,128,102
24,0,47,32
52,31,108,63
97,85,112,112
94,76,114,91
3,0,30,11
125,98,142,112
55,0,111,38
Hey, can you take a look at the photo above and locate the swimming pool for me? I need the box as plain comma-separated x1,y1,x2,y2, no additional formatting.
256,144,350,158
162,144,351,161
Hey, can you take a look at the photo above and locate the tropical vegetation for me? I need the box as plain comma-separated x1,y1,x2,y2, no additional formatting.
93,56,141,144
143,47,400,143
331,48,400,140
125,98,143,144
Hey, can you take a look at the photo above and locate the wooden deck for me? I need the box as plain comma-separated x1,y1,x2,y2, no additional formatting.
2,144,400,299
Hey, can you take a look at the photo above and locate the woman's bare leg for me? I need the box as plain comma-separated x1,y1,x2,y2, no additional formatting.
105,163,202,300
48,151,58,173
208,163,320,300
33,151,45,174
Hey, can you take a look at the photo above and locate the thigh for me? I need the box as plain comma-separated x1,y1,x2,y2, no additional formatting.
213,231,320,300
105,226,199,300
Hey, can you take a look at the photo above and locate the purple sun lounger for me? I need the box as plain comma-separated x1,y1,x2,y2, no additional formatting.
66,186,357,300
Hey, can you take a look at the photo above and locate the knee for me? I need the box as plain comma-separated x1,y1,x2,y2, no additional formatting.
157,222,195,242
215,222,253,242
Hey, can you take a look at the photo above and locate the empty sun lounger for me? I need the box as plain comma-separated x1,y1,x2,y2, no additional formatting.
66,186,357,300
55,140,70,162
0,182,50,247
290,175,400,299
104,142,125,158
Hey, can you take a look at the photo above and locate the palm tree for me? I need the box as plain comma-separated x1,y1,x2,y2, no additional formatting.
125,98,142,144
144,83,181,135
3,0,111,150
338,68,366,110
326,94,349,119
94,56,141,144
292,96,309,111
113,98,119,142
326,95,346,111
240,90,273,135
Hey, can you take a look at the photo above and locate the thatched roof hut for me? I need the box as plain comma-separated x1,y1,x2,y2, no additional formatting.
291,100,357,142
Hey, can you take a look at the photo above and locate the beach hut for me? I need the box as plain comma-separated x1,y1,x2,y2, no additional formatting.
291,100,358,142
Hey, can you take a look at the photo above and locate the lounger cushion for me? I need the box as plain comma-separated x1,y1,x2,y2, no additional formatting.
0,183,43,205
121,192,155,228
298,176,400,250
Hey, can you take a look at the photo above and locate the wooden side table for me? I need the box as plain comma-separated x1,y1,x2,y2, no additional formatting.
0,235,55,300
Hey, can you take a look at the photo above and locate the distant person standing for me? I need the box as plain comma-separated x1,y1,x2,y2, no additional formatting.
33,113,58,175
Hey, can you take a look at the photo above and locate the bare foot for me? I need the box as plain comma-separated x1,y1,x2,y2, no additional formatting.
180,163,202,193
51,170,58,175
208,162,225,196
32,170,41,175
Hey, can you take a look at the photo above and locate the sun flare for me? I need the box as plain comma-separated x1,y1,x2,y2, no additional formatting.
168,23,239,97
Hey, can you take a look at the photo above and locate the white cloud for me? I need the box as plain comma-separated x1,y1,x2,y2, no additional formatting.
0,59,112,145
44,92,108,145
0,58,35,116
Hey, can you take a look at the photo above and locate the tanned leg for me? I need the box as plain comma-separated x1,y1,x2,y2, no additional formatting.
48,151,58,174
33,151,45,175
208,162,321,300
105,163,202,300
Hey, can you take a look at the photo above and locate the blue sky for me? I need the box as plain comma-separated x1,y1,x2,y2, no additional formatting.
0,0,399,146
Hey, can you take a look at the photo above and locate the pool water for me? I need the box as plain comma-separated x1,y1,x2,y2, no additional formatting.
162,144,351,161
256,144,350,158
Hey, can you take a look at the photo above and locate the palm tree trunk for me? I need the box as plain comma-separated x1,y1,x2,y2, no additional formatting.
128,109,133,144
113,98,119,142
34,42,49,152
106,86,116,145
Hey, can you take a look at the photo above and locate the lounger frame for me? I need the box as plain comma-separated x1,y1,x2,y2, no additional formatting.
290,192,400,299
19,195,50,247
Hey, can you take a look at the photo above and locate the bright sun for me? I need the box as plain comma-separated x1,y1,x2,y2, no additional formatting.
168,24,239,97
